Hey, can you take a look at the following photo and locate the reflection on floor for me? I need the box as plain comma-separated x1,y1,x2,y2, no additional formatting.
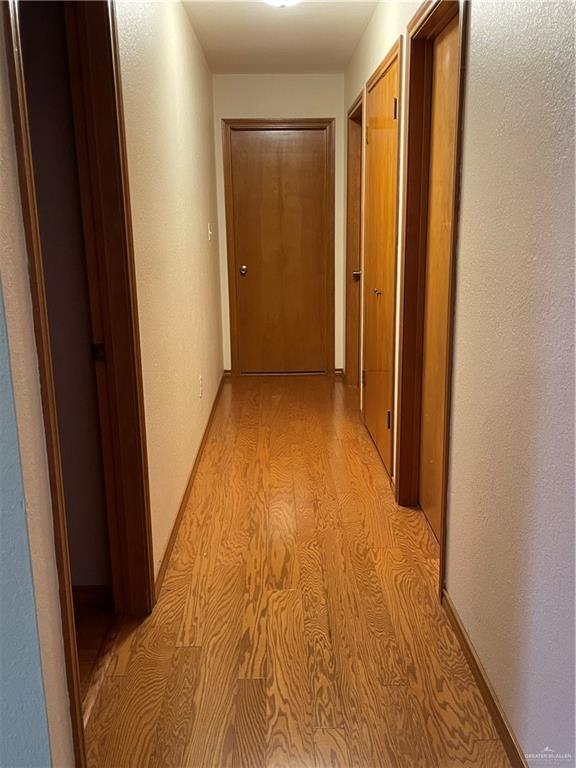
84,376,510,767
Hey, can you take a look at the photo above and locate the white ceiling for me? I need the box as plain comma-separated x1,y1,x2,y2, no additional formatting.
183,1,378,74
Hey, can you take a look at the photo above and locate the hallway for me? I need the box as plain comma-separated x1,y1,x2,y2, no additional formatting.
84,377,510,767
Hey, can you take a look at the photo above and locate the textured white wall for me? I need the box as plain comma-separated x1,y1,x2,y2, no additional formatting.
117,1,223,576
212,73,345,370
0,29,75,767
446,1,575,763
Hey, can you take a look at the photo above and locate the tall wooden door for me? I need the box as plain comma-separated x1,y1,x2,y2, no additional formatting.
419,15,460,539
363,47,400,475
224,120,334,374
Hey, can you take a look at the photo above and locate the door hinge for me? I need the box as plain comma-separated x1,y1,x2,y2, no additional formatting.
91,342,106,362
386,409,392,430
393,97,398,120
365,126,369,145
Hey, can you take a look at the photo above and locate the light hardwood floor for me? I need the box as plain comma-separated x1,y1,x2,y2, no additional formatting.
85,376,510,767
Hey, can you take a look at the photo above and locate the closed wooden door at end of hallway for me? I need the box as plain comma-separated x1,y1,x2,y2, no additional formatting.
225,123,334,374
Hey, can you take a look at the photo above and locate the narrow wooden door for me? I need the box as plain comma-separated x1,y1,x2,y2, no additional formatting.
363,50,400,475
419,15,460,539
225,122,334,374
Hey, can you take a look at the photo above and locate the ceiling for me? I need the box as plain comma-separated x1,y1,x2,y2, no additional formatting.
183,1,378,74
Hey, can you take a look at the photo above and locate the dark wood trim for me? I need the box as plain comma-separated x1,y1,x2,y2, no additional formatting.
154,373,227,598
222,117,334,132
407,0,438,33
345,91,363,388
392,36,403,479
222,120,240,375
442,591,529,768
438,0,470,598
64,2,155,617
325,119,336,376
408,0,459,37
395,0,469,598
2,2,86,764
347,90,364,120
395,23,433,506
222,117,336,376
64,2,122,615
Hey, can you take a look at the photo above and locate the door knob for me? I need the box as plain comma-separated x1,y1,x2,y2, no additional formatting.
239,265,248,276
373,288,382,296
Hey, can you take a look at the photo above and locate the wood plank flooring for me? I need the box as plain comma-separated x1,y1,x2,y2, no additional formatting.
85,376,510,767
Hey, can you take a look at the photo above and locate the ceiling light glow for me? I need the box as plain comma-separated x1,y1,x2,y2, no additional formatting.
265,0,301,7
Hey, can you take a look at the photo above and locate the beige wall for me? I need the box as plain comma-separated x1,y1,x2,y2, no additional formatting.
446,1,575,762
344,0,418,110
117,1,223,576
212,73,345,370
0,27,75,768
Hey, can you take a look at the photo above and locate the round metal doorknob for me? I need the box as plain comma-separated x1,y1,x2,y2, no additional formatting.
239,265,248,276
373,287,382,296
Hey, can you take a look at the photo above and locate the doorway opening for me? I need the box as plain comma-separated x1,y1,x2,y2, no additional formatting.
344,93,363,388
17,0,116,708
395,0,468,592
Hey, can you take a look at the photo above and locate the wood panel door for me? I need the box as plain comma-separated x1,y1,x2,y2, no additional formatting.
224,120,334,374
418,15,460,540
363,47,400,475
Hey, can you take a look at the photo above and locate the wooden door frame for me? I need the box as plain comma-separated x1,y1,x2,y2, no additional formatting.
63,2,154,618
222,118,336,376
3,1,154,763
362,38,402,478
345,92,364,388
394,0,469,594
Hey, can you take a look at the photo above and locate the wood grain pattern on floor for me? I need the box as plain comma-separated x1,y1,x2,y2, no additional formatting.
85,377,510,767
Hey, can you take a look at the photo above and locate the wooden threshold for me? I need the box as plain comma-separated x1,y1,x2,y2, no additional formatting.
442,590,528,768
154,373,227,598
